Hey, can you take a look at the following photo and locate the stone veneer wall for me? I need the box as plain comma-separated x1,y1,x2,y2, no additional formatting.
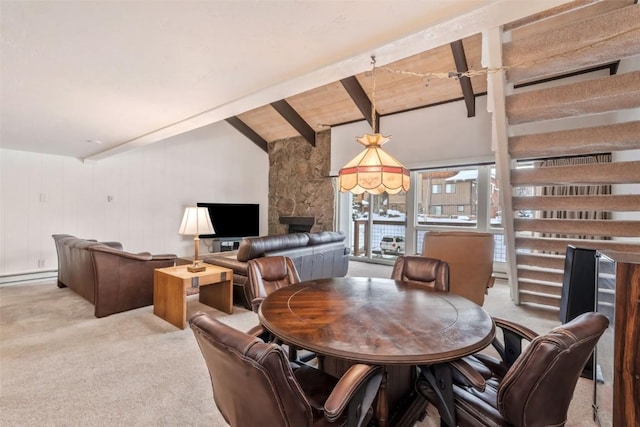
268,130,335,235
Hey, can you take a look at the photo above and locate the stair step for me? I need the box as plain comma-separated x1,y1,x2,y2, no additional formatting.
517,268,563,284
506,1,633,40
515,236,640,254
519,280,563,296
506,71,640,124
517,253,565,270
511,160,640,186
515,218,640,238
509,121,640,160
518,291,561,308
512,194,640,212
505,4,640,83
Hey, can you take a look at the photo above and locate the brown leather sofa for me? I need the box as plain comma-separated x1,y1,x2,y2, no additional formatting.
52,234,176,317
203,231,349,309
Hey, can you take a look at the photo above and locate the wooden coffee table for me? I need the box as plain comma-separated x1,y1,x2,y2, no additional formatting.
154,264,233,329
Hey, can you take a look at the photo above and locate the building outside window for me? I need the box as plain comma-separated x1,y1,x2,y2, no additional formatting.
339,164,505,271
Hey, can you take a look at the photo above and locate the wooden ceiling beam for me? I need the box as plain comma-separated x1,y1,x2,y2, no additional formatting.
225,117,268,153
340,76,380,132
270,100,316,146
450,39,475,118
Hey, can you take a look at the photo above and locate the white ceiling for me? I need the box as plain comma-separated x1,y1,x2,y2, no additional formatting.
0,0,571,161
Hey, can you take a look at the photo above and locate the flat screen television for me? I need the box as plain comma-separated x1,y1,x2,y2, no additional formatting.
197,203,260,239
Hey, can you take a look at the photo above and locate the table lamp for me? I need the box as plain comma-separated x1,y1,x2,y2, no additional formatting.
179,206,214,272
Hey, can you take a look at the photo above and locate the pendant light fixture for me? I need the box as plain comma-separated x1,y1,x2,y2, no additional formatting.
338,56,410,195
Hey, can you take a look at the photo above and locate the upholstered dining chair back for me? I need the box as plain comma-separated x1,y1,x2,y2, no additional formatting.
391,255,450,291
418,312,608,427
422,231,494,305
498,312,608,426
189,312,311,426
189,311,383,427
247,256,301,313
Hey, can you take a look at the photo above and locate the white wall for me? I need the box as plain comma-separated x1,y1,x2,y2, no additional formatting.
0,120,269,276
330,95,494,174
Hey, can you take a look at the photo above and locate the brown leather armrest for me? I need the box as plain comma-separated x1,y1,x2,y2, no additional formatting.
324,364,382,423
450,359,486,391
493,317,538,341
246,324,265,337
99,241,123,250
151,254,178,261
250,297,264,313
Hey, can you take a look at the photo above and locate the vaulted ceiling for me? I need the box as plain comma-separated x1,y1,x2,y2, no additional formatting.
1,1,598,161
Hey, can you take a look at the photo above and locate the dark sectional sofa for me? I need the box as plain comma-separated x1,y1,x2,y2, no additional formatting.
203,231,349,309
53,234,176,317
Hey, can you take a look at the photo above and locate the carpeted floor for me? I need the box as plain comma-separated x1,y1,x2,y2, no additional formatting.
0,261,597,426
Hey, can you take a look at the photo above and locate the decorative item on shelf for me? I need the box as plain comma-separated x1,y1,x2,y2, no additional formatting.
179,207,214,273
338,56,410,195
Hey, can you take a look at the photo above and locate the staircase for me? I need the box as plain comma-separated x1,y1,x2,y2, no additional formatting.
493,1,640,309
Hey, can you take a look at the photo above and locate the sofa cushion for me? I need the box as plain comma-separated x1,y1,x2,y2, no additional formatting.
237,233,310,262
203,251,248,276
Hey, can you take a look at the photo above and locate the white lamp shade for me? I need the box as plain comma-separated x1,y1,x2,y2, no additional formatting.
178,207,215,236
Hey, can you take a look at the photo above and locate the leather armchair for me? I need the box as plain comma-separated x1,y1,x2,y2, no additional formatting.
189,311,383,427
416,312,609,426
390,255,450,291
422,230,495,306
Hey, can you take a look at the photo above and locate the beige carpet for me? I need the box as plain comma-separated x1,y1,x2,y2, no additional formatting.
0,261,597,426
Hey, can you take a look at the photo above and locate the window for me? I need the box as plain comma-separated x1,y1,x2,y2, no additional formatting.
417,168,478,226
337,163,506,268
412,165,506,265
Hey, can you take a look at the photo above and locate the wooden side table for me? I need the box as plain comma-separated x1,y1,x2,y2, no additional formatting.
154,264,233,329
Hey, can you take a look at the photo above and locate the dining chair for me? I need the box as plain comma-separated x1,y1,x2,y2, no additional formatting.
246,256,315,363
390,255,450,291
421,230,495,306
246,256,301,313
189,311,383,427
416,311,609,427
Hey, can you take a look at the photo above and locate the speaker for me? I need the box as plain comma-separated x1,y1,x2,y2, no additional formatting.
559,245,597,323
559,245,597,379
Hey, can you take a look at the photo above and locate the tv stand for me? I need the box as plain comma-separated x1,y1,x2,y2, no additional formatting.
204,238,242,253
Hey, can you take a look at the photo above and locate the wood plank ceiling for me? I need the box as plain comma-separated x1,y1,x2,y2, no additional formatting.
226,0,636,154
227,33,486,151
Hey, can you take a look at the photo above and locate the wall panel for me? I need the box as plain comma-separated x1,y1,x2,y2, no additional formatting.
0,120,268,277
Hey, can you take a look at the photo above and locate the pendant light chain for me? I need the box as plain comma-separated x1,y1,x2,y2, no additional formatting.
379,27,636,80
371,56,377,134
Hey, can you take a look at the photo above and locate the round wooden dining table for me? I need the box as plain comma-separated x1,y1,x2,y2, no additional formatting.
258,276,495,427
